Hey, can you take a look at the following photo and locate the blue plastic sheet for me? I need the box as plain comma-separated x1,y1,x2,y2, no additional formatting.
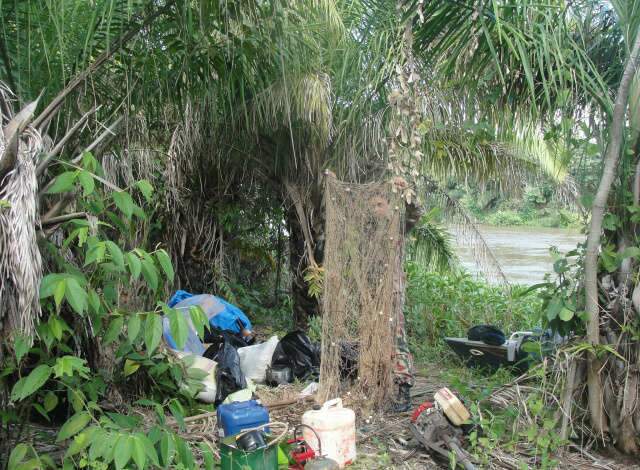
162,292,252,354
167,290,194,307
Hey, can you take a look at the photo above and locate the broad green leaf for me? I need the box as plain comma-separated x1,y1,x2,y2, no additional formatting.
65,277,88,314
77,227,89,247
103,316,124,345
601,247,620,272
137,433,159,466
136,179,154,202
47,171,77,194
56,412,91,442
44,392,58,412
88,430,110,461
124,359,141,377
159,432,175,467
105,412,141,429
11,365,51,401
168,309,188,349
65,426,99,457
144,313,163,355
131,435,147,469
189,306,207,339
8,443,28,468
546,297,563,321
106,241,125,271
68,389,85,413
175,435,194,468
113,191,134,219
168,400,185,429
14,334,30,363
88,289,101,314
39,274,66,299
81,151,98,172
140,256,159,291
155,249,174,283
84,242,106,266
126,252,142,280
53,356,89,379
54,279,66,310
114,434,133,470
128,315,142,343
78,170,95,197
559,307,575,322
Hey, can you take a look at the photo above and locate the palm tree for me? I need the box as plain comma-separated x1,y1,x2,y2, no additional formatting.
3,0,639,455
1,0,579,327
410,0,640,452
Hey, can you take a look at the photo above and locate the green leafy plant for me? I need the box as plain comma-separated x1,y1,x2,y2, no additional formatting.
2,155,212,469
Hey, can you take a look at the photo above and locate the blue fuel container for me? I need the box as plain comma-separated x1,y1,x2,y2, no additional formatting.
217,400,270,437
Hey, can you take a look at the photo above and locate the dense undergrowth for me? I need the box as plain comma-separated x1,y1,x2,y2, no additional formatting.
404,262,542,362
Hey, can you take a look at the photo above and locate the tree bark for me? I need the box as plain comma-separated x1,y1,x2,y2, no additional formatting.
584,31,640,435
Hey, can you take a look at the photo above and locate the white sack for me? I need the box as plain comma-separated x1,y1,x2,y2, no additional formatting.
238,335,279,383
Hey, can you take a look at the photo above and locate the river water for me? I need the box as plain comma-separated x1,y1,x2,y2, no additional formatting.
453,225,585,285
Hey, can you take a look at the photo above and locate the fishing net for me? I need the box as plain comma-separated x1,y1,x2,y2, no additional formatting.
320,175,405,408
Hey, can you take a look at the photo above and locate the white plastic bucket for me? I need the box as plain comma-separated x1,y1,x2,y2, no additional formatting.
301,398,356,467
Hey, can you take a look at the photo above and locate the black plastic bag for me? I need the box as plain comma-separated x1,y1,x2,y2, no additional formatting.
271,330,320,380
203,329,247,358
213,342,247,405
468,325,505,346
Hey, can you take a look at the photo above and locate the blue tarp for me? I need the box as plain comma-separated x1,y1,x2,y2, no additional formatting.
163,292,253,354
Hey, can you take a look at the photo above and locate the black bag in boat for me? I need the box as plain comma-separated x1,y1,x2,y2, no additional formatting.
467,325,506,346
271,330,320,380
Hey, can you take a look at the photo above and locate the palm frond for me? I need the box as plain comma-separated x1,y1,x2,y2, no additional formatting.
0,83,43,342
427,186,509,286
406,208,458,272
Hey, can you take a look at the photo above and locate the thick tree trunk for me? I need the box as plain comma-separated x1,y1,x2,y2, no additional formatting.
584,32,640,435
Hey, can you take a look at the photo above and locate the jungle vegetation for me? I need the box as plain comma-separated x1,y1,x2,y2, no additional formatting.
0,0,639,467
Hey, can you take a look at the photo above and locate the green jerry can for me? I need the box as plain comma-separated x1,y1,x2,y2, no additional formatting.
220,434,278,470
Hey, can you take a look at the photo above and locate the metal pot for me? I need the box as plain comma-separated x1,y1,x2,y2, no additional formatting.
266,365,292,385
236,430,267,452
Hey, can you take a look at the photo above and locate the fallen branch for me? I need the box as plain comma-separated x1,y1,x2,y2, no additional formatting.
36,106,100,176
264,394,315,410
41,212,86,227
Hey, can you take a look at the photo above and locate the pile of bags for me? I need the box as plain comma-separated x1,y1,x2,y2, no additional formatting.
162,291,320,404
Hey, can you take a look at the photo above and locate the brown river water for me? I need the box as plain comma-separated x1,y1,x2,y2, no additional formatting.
453,225,585,285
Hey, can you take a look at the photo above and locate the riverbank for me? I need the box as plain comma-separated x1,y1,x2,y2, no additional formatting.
454,188,582,229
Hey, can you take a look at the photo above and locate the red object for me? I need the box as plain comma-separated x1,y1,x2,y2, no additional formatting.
288,436,316,470
411,401,435,423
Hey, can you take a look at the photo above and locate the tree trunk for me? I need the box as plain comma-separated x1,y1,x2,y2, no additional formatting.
286,204,323,328
584,31,640,435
